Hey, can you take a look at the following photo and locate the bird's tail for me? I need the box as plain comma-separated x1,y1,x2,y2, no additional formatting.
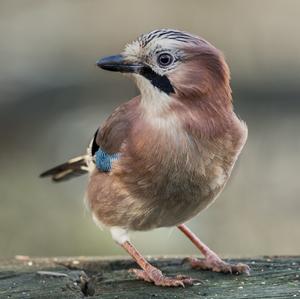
40,155,89,182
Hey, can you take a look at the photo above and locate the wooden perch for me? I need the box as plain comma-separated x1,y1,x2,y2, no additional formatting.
0,256,299,298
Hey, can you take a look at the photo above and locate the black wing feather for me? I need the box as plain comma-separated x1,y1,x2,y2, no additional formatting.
40,156,88,182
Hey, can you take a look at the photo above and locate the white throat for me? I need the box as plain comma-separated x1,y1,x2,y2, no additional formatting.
133,74,173,115
133,74,183,140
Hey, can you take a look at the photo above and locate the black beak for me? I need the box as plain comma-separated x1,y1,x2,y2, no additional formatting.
96,54,143,73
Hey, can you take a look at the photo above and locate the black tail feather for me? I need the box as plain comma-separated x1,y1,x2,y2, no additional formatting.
40,156,89,182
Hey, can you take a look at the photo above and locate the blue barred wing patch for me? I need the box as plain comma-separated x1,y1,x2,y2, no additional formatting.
95,148,120,172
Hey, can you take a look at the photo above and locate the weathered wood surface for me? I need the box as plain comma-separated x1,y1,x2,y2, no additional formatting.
0,256,299,299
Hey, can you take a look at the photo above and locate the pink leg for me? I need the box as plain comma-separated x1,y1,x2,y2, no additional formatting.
121,240,198,287
178,224,250,275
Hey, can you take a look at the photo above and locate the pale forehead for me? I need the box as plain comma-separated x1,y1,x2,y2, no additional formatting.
123,29,204,59
138,29,201,47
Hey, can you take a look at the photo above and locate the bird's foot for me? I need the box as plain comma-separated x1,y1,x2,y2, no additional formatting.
184,256,250,275
129,267,199,287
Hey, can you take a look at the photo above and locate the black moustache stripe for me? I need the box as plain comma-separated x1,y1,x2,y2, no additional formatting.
140,67,175,95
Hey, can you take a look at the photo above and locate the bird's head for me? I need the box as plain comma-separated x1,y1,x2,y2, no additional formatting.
97,29,231,105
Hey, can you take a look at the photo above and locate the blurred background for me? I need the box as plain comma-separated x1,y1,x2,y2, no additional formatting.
0,0,299,258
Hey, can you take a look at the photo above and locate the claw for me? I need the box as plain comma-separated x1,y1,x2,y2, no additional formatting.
231,263,251,276
176,274,203,285
129,268,197,287
185,257,250,275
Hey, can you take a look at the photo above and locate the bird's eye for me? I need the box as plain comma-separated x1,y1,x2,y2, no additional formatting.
157,53,174,67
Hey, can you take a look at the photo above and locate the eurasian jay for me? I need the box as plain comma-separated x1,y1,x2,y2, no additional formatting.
41,29,249,287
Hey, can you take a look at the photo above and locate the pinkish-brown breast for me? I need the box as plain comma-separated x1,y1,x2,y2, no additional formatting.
87,98,247,231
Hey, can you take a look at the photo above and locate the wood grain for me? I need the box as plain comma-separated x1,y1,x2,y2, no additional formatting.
0,256,299,298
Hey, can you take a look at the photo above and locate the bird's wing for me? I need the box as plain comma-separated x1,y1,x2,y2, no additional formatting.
88,97,140,171
40,97,140,181
93,97,139,155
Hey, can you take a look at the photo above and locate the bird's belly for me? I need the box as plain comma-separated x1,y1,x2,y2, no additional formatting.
87,163,229,231
122,153,231,230
129,175,227,230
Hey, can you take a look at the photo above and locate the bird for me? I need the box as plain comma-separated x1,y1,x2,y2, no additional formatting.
40,29,250,287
